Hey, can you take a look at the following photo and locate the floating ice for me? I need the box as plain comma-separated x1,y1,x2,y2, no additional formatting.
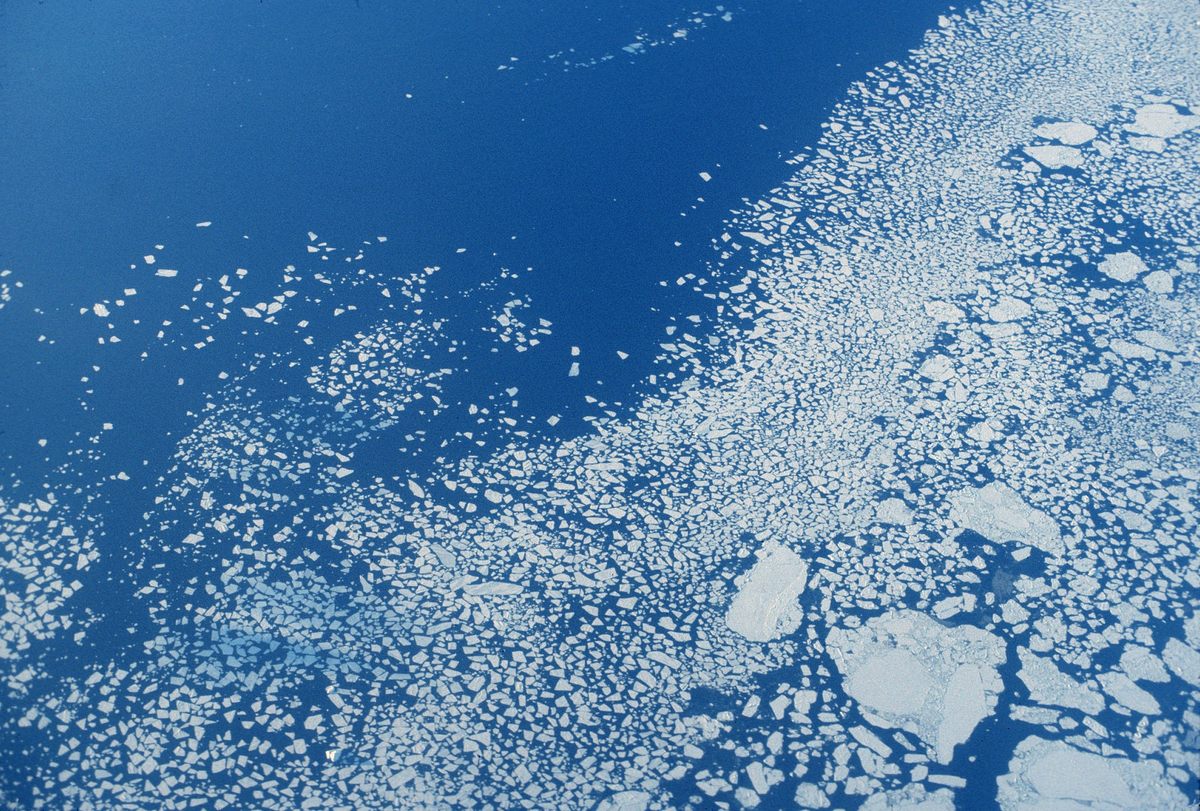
997,737,1190,810
1033,120,1097,145
1126,102,1199,139
947,482,1063,556
828,610,1006,764
724,544,808,642
1098,251,1148,283
1023,144,1083,169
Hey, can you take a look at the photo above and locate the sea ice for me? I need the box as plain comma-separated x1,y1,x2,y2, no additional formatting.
725,544,808,642
947,482,1063,556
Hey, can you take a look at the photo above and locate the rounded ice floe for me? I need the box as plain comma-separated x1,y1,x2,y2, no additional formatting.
1126,102,1199,139
946,481,1063,556
724,543,808,642
1098,251,1148,283
875,497,914,526
1033,120,1098,145
997,737,1189,810
1142,269,1174,293
918,354,955,382
827,610,1006,764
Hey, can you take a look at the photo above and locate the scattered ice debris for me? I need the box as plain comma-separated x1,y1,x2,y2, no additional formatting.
543,5,734,73
724,543,808,642
11,0,1200,807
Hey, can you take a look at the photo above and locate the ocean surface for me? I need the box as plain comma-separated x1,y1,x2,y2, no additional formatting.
1,1,1198,809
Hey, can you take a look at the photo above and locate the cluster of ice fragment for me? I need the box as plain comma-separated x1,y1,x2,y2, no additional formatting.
6,0,1200,808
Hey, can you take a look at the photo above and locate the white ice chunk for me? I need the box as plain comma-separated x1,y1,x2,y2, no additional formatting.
1034,121,1097,145
1126,103,1200,139
828,610,1005,764
1098,251,1147,283
919,354,955,382
861,785,955,811
1163,638,1200,687
988,296,1032,323
724,544,808,642
1097,671,1160,715
1142,269,1174,293
947,482,1063,556
463,581,524,596
998,737,1188,810
1016,647,1104,713
1023,144,1083,169
875,497,914,526
924,300,965,323
595,790,650,811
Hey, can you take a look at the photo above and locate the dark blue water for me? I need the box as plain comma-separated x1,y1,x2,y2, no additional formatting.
0,0,958,477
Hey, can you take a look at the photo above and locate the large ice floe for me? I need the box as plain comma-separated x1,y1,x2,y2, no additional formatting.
4,0,1200,808
827,611,1006,765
